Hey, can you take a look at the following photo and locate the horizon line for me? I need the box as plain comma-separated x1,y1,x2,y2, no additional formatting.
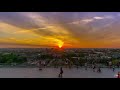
1,47,120,49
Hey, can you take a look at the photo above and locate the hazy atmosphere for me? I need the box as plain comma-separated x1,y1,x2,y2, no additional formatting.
0,12,120,48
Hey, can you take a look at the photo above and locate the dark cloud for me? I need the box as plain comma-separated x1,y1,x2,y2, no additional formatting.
0,12,39,29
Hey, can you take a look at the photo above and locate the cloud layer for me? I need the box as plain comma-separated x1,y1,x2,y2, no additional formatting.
0,12,120,48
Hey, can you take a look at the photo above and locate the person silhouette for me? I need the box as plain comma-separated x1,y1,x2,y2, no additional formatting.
58,67,63,78
93,64,96,72
112,65,115,72
97,67,101,73
38,60,42,70
85,63,87,70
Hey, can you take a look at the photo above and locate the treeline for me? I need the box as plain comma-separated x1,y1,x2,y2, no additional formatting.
0,53,27,64
0,52,120,67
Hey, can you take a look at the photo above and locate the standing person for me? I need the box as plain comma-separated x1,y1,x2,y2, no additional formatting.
107,61,109,67
117,63,119,68
97,67,101,73
38,60,42,70
85,62,87,70
117,62,120,68
109,61,112,68
43,61,46,68
112,65,115,72
58,67,63,78
92,64,96,72
69,61,72,69
65,60,68,68
76,59,79,69
118,61,120,68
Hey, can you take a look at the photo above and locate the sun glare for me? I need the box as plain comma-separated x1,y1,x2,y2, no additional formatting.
58,41,64,48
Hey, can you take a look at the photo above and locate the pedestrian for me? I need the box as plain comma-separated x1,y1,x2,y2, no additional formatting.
93,64,96,72
117,62,120,68
38,60,42,70
58,67,63,78
97,67,101,73
109,61,112,68
43,61,46,67
65,60,68,68
112,65,115,72
85,63,87,70
117,63,119,68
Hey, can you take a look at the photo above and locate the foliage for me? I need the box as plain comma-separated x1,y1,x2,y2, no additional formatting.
0,53,27,64
112,59,120,65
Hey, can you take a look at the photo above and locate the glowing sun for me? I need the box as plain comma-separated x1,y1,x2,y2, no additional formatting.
58,41,64,48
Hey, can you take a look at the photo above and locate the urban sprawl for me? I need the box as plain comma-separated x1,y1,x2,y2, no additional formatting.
0,48,120,68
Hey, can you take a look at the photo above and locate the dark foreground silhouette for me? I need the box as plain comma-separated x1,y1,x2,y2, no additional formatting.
58,67,63,78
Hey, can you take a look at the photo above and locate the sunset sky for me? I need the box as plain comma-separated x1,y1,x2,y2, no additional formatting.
0,12,120,48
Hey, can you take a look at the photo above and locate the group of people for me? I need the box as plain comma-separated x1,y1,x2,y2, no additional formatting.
84,61,120,73
84,63,101,73
58,66,120,78
37,60,120,78
108,61,120,72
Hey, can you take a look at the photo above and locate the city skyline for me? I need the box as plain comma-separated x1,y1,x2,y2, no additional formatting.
1,12,120,48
